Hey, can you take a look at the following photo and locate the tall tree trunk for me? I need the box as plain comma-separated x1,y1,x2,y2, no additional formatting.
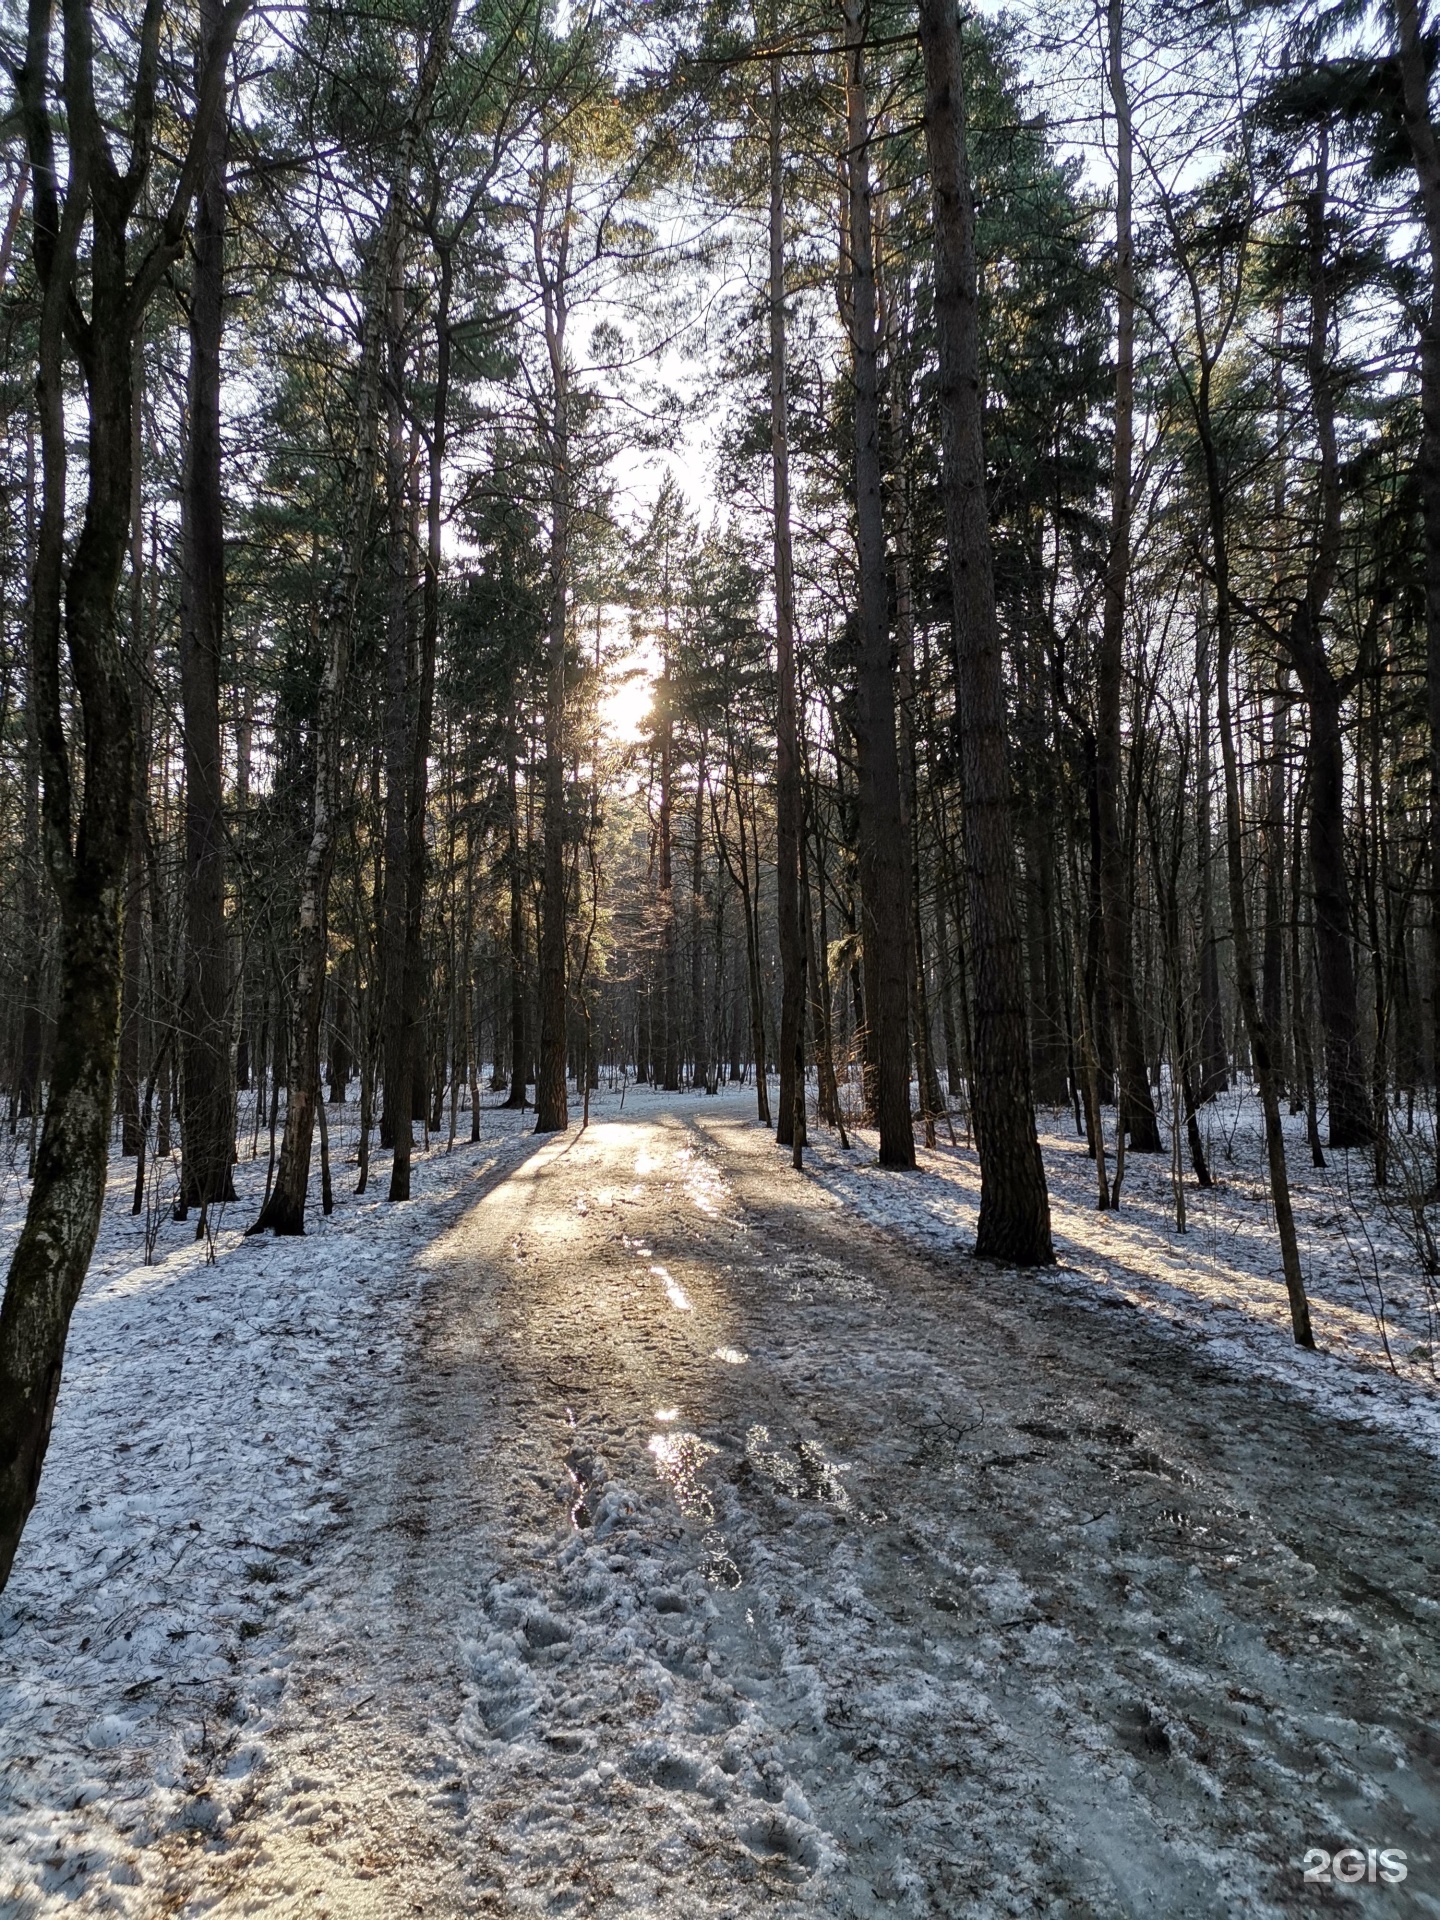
884,260,940,1140
718,775,771,1123
657,655,680,1091
1263,316,1290,1099
1145,757,1212,1189
690,748,707,1089
534,158,572,1136
918,0,1053,1262
504,724,528,1107
841,0,913,1168
1261,671,1287,1086
1097,0,1161,1156
1018,624,1070,1106
893,476,942,1135
1289,763,1326,1167
1,0,251,1590
803,793,845,1136
1394,0,1440,1187
933,874,965,1099
0,172,133,1596
393,230,451,1188
17,418,44,1130
744,790,771,1119
1198,356,1315,1347
380,264,415,1189
329,963,351,1102
250,274,389,1231
711,857,731,1094
1358,675,1392,1187
1195,584,1228,1098
119,354,147,1156
1285,136,1370,1149
769,47,806,1151
251,4,453,1229
178,0,236,1215
1305,674,1370,1146
146,800,174,1159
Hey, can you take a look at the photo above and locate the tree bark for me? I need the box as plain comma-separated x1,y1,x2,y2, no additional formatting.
769,48,806,1152
918,0,1053,1262
380,264,415,1188
504,723,529,1107
841,0,913,1168
690,748,707,1088
534,156,573,1135
1283,136,1370,1149
119,354,147,1156
1145,756,1212,1189
1392,0,1440,1184
392,228,451,1189
250,1,454,1230
329,967,351,1102
17,417,44,1133
1197,349,1315,1346
715,772,771,1123
933,873,965,1100
1195,583,1228,1098
1261,672,1287,1086
178,0,237,1214
657,654,680,1091
1304,672,1369,1145
803,787,845,1137
251,245,392,1231
1097,0,1161,1155
1,0,251,1591
1288,770,1325,1169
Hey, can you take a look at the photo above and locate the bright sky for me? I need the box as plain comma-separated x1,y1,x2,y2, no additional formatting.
600,642,659,744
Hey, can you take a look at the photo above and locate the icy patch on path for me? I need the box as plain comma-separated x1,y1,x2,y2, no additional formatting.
7,1084,1440,1915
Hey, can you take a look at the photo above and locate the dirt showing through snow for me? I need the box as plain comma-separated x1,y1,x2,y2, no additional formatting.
4,1091,1440,1916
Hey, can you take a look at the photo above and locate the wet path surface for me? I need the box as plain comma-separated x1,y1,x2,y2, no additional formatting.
183,1104,1440,1917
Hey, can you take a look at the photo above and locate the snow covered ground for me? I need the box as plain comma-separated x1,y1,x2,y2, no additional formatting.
808,1085,1440,1462
1,1082,1438,1916
0,1099,542,1913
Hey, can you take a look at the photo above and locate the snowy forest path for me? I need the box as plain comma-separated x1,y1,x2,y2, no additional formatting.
185,1096,1440,1917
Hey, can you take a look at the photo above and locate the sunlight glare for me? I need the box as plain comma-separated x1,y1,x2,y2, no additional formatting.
600,629,661,747
601,662,655,744
650,1263,692,1311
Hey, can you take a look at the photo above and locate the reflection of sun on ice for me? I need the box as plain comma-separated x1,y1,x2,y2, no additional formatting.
676,1148,725,1217
647,1430,719,1520
650,1264,692,1311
